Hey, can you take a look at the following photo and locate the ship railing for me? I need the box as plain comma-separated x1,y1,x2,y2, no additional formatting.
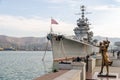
65,36,88,43
53,57,74,62
64,36,96,47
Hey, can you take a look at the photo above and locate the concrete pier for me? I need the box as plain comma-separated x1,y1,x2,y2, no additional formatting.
72,62,86,80
34,55,120,80
54,70,82,80
34,70,82,80
34,70,69,80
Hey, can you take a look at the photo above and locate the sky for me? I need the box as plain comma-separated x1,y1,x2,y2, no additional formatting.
0,0,120,37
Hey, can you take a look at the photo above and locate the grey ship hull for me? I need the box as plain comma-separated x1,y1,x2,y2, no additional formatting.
50,34,99,61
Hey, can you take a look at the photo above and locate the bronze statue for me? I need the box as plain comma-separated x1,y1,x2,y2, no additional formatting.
99,39,112,75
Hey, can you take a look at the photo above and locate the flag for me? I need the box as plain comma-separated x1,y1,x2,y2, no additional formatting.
51,18,58,24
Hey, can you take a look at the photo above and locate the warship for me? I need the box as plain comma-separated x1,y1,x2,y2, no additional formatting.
47,5,99,62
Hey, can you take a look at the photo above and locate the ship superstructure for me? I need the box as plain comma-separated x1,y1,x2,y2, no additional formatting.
74,5,93,43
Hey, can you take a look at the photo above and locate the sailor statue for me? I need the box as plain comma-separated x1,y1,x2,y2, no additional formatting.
99,39,113,75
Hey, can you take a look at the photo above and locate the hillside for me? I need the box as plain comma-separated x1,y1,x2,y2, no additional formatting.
93,36,120,45
0,35,51,51
0,35,119,51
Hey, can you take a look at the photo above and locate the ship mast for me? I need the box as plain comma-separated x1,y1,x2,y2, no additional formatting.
81,5,85,19
74,5,93,43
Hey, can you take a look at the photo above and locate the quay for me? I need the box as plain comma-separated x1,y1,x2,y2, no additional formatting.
35,70,69,80
34,53,120,80
34,66,120,80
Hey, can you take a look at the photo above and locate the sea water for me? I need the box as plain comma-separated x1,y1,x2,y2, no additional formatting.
0,51,53,80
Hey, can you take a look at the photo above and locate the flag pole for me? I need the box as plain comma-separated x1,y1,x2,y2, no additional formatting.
50,17,53,33
50,17,58,33
50,23,53,33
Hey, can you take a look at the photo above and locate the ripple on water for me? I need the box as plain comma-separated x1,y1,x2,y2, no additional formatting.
0,51,53,80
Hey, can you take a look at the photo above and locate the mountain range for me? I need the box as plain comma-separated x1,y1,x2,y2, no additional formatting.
0,35,119,51
0,35,51,51
93,36,120,45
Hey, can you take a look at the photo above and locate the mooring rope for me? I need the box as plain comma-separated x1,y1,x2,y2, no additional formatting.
42,40,49,61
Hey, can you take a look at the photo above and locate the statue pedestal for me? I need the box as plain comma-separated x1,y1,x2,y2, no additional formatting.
98,74,117,78
93,72,119,79
71,62,86,80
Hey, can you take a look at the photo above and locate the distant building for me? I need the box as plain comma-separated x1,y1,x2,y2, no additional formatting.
0,48,3,51
3,47,15,51
114,41,120,51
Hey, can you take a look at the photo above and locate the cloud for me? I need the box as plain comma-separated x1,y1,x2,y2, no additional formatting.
48,0,81,4
68,0,80,7
0,15,49,31
92,23,120,37
90,5,120,11
0,15,74,37
48,6,61,9
0,12,120,38
46,0,80,9
92,5,110,10
46,0,66,3
114,0,120,2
